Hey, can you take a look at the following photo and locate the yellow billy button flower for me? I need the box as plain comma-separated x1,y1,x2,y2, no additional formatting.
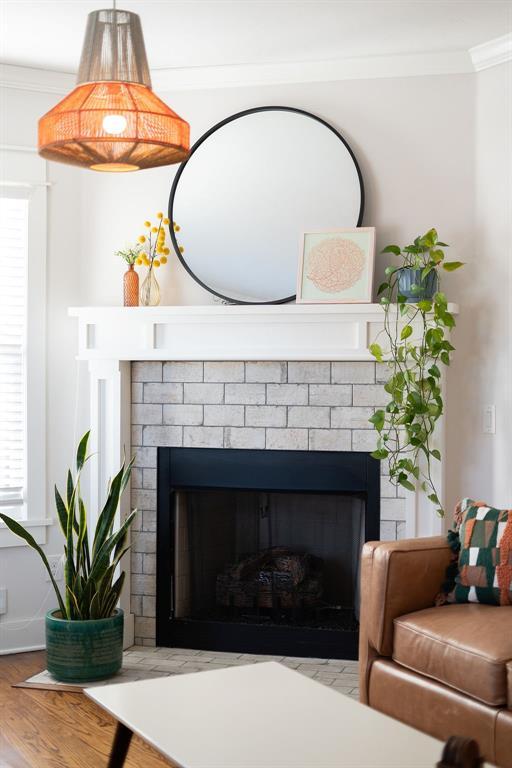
174,224,181,232
163,217,170,225
157,246,164,254
163,247,170,255
151,226,158,233
156,212,163,219
160,256,168,264
179,246,184,253
136,258,143,265
144,221,151,228
138,235,146,243
153,259,161,267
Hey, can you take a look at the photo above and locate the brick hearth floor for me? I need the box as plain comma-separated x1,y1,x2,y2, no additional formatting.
124,646,360,699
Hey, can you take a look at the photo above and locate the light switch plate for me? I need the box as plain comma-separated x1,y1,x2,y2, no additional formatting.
483,404,496,434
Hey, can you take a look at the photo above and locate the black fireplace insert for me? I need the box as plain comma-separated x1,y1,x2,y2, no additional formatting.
156,447,379,659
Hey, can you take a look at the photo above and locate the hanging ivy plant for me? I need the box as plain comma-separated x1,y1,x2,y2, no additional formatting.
368,228,464,516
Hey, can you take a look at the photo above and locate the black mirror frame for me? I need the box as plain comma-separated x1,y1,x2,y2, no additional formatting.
168,105,365,305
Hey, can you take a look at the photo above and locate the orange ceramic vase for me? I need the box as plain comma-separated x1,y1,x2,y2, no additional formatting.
123,265,139,307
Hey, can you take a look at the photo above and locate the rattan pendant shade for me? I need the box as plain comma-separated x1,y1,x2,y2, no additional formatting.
38,9,189,171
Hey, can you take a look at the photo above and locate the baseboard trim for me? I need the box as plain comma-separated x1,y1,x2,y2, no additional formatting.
0,643,45,655
0,615,45,654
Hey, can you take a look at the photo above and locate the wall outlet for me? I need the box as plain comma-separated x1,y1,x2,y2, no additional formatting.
0,587,7,615
47,555,64,582
483,404,496,434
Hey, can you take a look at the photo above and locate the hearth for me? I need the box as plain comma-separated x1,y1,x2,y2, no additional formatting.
156,447,379,659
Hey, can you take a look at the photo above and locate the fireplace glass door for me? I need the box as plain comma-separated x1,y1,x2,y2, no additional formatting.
173,489,364,632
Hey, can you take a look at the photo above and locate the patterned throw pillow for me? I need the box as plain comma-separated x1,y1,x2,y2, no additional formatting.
438,498,512,606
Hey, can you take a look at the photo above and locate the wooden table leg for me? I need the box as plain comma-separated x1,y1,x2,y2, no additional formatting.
107,722,133,768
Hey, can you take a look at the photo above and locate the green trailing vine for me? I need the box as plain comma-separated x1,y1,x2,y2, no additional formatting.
368,228,463,516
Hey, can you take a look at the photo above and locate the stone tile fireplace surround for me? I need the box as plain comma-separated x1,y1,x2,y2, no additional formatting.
130,359,403,646
70,304,451,648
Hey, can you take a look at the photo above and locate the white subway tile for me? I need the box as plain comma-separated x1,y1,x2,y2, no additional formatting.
309,385,352,406
204,405,244,426
353,384,388,406
132,447,157,468
132,404,162,425
266,384,308,405
184,383,224,404
131,383,143,403
142,595,156,618
143,383,183,404
380,521,398,541
183,426,224,448
245,406,286,427
131,425,142,447
132,362,162,382
142,468,157,490
288,362,330,383
131,574,156,596
245,362,287,383
225,427,265,449
381,498,406,521
225,383,265,405
309,429,351,451
132,490,157,512
143,425,182,447
351,430,378,452
163,362,203,382
331,406,373,429
204,362,245,382
266,429,308,450
288,406,330,428
163,404,203,425
134,617,156,638
332,362,375,384
132,531,156,554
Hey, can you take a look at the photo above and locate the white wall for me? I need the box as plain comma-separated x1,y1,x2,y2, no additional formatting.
445,62,512,510
0,63,510,652
79,74,476,307
0,87,87,652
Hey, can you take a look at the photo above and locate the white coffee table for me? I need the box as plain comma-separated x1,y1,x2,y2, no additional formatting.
87,661,446,768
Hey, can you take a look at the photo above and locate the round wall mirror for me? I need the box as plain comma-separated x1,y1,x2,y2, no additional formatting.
169,107,364,304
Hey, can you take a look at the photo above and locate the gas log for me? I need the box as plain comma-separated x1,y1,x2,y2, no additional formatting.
216,546,324,610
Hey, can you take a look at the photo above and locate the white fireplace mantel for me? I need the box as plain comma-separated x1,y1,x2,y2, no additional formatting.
70,303,458,648
69,303,458,362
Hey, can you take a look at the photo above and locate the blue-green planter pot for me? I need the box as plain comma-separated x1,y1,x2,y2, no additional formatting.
398,268,438,303
45,608,123,683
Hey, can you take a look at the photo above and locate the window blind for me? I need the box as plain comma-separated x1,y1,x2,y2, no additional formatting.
0,194,29,511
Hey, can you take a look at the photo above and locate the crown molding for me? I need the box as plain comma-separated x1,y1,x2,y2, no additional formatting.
150,50,474,91
469,33,512,71
0,64,75,94
1,36,509,96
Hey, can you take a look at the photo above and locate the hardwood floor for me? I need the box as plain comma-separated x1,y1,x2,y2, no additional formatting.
0,651,172,767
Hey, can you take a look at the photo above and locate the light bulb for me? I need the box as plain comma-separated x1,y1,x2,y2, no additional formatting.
102,115,128,135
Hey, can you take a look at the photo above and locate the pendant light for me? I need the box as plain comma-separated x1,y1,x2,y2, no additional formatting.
38,2,189,172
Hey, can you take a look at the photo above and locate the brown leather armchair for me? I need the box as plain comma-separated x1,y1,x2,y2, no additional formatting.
359,537,512,768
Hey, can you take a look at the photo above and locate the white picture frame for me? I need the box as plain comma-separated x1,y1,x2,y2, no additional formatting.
297,227,376,303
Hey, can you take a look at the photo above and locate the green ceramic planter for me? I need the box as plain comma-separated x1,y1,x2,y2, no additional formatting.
45,608,123,682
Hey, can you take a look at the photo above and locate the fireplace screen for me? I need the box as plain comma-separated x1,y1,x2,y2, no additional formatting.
173,490,364,631
157,447,379,658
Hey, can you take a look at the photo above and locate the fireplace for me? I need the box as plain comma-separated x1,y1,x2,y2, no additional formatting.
156,447,379,659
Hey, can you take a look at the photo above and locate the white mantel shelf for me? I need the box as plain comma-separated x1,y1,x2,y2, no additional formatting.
69,304,459,362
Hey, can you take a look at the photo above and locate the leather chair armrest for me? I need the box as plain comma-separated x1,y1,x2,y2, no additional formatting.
359,536,451,704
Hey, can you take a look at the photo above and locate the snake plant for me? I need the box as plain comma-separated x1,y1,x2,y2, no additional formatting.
0,431,136,620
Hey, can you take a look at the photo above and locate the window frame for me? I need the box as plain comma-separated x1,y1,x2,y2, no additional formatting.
0,146,50,547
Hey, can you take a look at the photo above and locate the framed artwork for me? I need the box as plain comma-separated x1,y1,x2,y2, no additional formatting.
296,227,376,303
